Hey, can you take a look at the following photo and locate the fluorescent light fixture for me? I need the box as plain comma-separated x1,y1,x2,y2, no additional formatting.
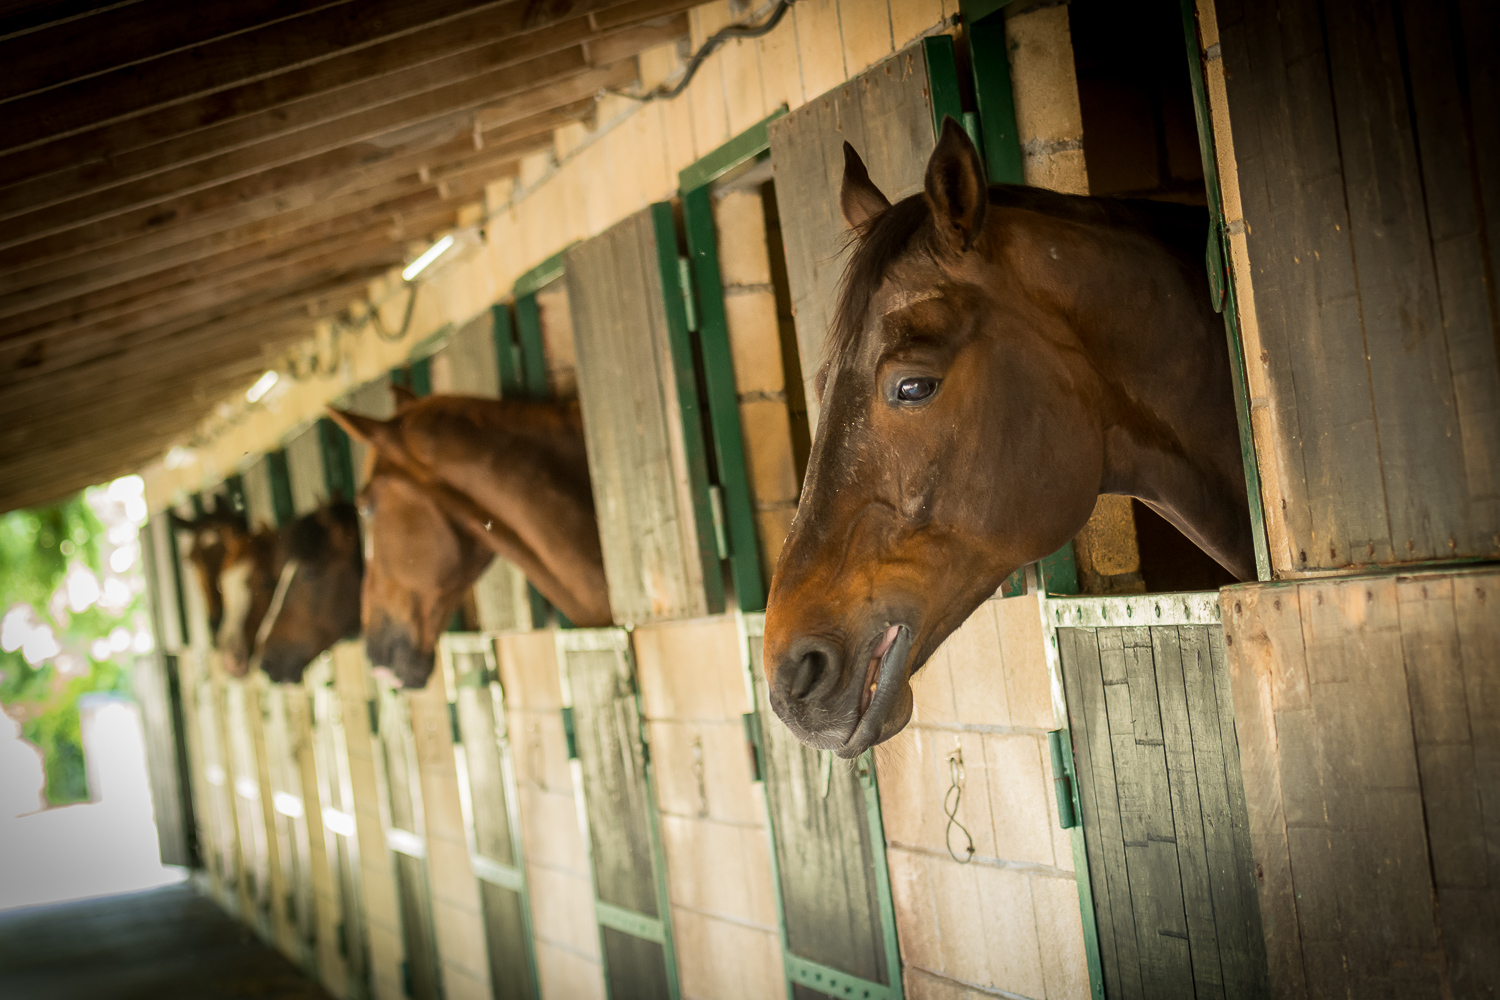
246,369,278,403
164,445,195,470
402,234,455,281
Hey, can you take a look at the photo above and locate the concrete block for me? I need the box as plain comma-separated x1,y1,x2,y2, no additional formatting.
687,54,729,160
648,719,759,825
739,399,800,504
906,638,957,726
795,0,848,100
660,814,775,927
633,618,747,721
839,0,894,75
1005,6,1089,196
947,602,1010,727
980,732,1055,866
425,833,478,910
714,189,772,285
534,939,605,1000
632,100,674,204
672,906,783,1000
518,785,587,874
757,13,804,112
903,966,970,1000
1033,873,1091,1000
724,291,784,395
360,862,401,931
721,37,768,138
886,848,941,972
495,631,562,712
755,508,796,583
366,922,407,1000
890,0,945,48
662,93,698,178
439,965,493,1000
433,897,492,985
971,864,1045,997
639,40,682,93
994,597,1055,730
512,708,575,794
527,863,601,959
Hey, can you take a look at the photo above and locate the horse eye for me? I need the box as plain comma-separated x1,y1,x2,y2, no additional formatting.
896,377,939,403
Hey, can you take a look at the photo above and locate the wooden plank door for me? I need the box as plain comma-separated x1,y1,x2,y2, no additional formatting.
1052,597,1269,1000
264,682,319,972
741,614,903,1000
565,207,720,625
441,634,541,1000
557,629,679,1000
374,682,445,1000
310,654,371,998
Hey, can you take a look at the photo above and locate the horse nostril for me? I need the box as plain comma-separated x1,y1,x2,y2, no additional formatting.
782,638,843,704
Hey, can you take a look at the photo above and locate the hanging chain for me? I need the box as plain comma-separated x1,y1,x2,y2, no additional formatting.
944,746,975,864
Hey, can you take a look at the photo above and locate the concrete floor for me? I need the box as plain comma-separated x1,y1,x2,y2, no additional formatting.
0,883,331,1000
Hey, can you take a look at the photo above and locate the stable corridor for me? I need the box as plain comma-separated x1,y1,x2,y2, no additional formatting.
0,884,330,1000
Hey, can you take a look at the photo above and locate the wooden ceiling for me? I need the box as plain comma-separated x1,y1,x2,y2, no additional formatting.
0,0,694,513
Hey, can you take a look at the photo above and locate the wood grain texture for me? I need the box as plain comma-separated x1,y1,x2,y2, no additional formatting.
749,633,888,985
1216,0,1500,572
284,424,327,517
1059,620,1269,999
767,41,938,430
566,208,710,625
1220,568,1500,999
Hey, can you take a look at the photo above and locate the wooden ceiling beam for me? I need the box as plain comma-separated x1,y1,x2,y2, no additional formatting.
1,0,527,152
0,44,594,229
0,187,470,317
0,64,622,269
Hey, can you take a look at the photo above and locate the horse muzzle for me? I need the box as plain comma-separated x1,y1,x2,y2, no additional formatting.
769,622,916,758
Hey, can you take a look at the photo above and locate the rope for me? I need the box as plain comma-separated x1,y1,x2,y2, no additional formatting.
944,747,976,864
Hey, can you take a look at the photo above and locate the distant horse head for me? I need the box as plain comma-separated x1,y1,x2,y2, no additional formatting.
253,501,364,683
170,502,249,640
329,393,611,688
762,120,1253,758
214,525,281,677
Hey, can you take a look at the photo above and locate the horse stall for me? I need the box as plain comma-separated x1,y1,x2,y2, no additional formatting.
112,1,1498,999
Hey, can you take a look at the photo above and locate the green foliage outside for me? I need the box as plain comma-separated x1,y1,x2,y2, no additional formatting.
1,493,139,805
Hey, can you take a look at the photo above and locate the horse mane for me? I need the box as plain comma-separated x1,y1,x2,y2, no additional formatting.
284,501,360,563
826,184,1208,374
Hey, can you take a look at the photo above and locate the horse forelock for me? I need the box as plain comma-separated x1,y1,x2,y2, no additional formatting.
827,194,933,378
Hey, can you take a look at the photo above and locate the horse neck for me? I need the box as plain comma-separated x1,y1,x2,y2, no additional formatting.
1004,204,1253,578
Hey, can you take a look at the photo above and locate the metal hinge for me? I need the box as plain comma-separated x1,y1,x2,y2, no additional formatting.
448,701,462,745
367,698,379,736
560,706,577,760
742,711,764,783
1048,729,1079,829
677,256,698,331
708,485,729,560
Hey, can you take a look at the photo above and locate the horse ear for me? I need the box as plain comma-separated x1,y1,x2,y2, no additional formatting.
327,407,400,455
924,117,988,252
840,142,891,230
390,383,418,409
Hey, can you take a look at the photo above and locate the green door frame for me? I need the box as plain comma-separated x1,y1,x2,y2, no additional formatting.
675,111,788,613
318,418,357,504
265,450,296,528
555,628,680,1000
738,612,904,1000
439,633,542,1000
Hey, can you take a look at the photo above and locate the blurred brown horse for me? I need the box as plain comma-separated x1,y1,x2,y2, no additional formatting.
171,503,247,641
182,500,363,681
763,120,1253,758
330,391,610,688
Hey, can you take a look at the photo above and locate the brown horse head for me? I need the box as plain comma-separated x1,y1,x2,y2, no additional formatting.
328,394,611,688
762,119,1253,758
171,503,250,641
215,525,282,677
254,501,364,683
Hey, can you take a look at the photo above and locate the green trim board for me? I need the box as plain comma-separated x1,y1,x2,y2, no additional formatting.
510,294,551,400
961,1,1024,184
512,246,571,299
389,358,432,397
555,628,680,1000
922,36,964,142
676,109,787,191
265,450,296,527
738,613,904,1000
1178,0,1270,581
317,417,357,503
679,176,766,611
491,303,524,398
440,633,542,1000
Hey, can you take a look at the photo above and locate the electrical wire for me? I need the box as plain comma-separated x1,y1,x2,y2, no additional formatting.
612,0,795,104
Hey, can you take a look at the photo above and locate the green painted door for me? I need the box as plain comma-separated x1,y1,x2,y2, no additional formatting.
442,635,541,1000
1051,597,1269,1000
741,615,903,1000
557,629,678,1000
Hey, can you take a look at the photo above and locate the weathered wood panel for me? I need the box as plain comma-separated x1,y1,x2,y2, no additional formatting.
1216,0,1500,572
448,639,538,1000
1060,622,1269,999
748,631,890,989
241,456,278,531
768,40,942,430
263,683,317,968
284,423,325,517
560,633,676,998
309,656,369,996
341,375,395,491
566,208,716,625
1221,568,1500,998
